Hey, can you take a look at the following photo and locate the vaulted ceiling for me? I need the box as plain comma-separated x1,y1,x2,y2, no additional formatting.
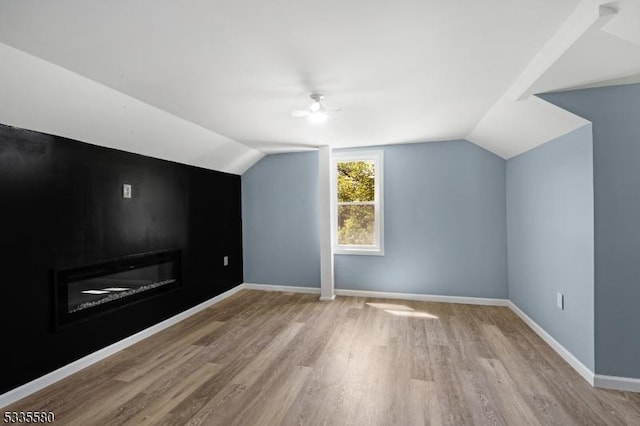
0,0,638,173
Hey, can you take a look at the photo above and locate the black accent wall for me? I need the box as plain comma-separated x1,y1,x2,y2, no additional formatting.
0,123,243,394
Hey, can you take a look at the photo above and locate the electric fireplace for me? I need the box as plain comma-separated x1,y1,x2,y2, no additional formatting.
55,250,181,328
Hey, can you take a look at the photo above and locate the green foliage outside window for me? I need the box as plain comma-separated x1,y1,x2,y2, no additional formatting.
337,161,376,246
337,161,375,202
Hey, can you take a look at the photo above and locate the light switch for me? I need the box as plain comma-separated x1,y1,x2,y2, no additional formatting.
223,256,229,266
122,184,132,199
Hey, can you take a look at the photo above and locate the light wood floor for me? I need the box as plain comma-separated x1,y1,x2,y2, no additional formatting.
6,290,640,425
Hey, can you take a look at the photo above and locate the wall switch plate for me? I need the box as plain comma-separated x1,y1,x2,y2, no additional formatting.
122,184,132,199
557,292,564,310
223,256,229,266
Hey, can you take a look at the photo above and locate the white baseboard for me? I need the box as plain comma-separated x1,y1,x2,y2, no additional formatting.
0,284,245,409
507,301,595,386
243,283,321,295
508,301,640,393
594,375,640,393
319,295,336,302
335,288,509,306
244,284,508,306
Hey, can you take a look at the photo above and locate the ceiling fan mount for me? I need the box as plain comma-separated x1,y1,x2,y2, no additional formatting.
309,93,325,103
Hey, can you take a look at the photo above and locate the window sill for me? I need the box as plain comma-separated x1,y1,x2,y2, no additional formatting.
334,247,385,256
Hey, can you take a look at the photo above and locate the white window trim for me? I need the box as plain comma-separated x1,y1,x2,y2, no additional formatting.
332,150,384,256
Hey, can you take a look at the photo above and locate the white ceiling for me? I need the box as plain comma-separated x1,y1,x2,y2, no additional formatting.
468,0,640,158
0,0,638,171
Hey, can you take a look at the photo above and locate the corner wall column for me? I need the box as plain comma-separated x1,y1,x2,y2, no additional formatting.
318,145,335,301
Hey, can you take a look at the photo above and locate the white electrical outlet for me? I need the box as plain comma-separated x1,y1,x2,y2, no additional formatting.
223,256,229,266
122,184,132,199
557,292,564,310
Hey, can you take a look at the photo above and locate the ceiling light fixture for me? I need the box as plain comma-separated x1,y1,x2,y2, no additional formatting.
291,93,340,124
307,109,329,124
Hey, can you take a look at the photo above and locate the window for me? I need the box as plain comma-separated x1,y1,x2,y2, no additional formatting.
333,151,384,255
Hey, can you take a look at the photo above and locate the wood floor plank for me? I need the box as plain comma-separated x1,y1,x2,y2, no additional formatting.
230,365,312,426
99,361,223,426
5,289,640,425
480,323,583,425
230,322,305,388
476,357,542,426
407,379,442,426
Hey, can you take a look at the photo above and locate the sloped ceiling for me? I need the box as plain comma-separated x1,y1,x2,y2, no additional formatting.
0,43,264,174
0,0,638,173
469,0,640,158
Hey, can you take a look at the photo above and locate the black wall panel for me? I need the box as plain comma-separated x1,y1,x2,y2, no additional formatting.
0,123,243,394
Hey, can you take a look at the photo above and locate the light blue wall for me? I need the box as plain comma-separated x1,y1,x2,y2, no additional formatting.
335,141,507,298
541,83,640,378
506,125,594,370
242,151,320,287
242,84,640,379
242,140,508,298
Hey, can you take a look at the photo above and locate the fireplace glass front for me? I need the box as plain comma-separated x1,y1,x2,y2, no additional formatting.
55,250,181,327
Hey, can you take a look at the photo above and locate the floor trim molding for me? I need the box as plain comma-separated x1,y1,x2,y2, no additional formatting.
507,301,595,386
334,288,509,306
0,284,245,409
243,283,509,306
594,375,640,393
319,295,336,302
243,283,321,295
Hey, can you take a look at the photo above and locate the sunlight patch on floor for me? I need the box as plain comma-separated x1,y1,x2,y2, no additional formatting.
366,302,439,319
